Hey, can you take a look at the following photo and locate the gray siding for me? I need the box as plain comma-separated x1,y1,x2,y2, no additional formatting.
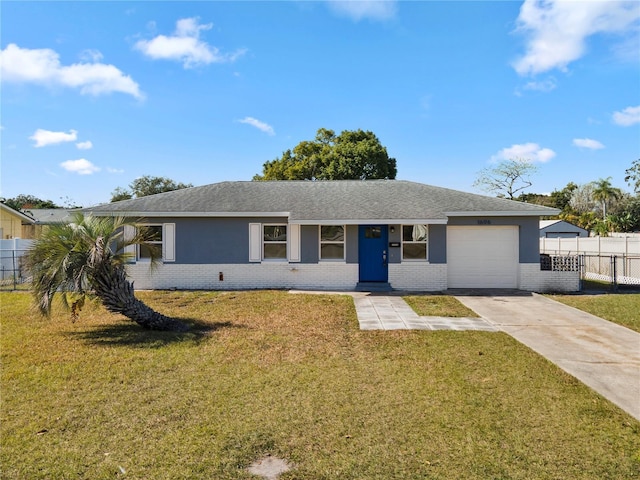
132,216,538,265
300,225,319,263
429,224,447,263
388,225,401,264
346,225,359,263
136,217,287,264
385,224,446,264
300,224,358,264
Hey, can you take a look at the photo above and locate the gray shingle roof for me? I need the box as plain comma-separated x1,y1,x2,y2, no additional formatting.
87,180,559,222
22,208,82,224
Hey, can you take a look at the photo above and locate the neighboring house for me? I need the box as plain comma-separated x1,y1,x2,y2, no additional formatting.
540,219,588,238
87,180,579,292
21,208,80,239
0,203,34,239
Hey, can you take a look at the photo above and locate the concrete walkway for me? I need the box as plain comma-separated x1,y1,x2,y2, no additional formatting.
290,290,498,331
351,293,498,331
453,291,640,421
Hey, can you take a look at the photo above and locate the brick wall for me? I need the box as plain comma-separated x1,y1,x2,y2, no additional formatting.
519,263,580,292
388,263,447,291
126,263,359,291
126,262,579,292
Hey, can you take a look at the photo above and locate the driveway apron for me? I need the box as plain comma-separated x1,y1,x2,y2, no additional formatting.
453,291,640,421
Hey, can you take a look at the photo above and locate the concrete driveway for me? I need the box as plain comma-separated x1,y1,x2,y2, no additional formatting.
452,290,640,421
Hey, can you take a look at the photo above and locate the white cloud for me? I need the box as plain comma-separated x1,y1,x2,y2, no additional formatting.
60,158,100,175
326,1,397,21
238,116,275,136
135,17,246,68
79,49,104,63
611,33,640,62
107,167,124,174
491,142,556,163
0,44,143,99
613,105,640,126
512,0,640,75
573,138,605,150
514,76,557,96
523,77,557,92
76,140,93,150
30,128,77,147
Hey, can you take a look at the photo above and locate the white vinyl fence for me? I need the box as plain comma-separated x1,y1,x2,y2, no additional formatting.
540,236,639,256
541,236,640,286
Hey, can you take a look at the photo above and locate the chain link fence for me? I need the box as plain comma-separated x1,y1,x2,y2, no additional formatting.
0,249,31,291
580,254,640,289
540,236,640,291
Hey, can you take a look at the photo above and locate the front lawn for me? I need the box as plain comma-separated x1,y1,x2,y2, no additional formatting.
2,291,639,479
547,292,640,333
403,295,479,317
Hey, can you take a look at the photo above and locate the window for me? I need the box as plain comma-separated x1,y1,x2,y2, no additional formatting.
402,225,428,260
137,225,163,260
365,226,382,238
320,225,345,260
263,225,287,260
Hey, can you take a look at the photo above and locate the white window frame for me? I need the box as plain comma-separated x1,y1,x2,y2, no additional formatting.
136,224,164,262
262,223,288,261
128,223,175,263
319,225,346,262
401,224,429,262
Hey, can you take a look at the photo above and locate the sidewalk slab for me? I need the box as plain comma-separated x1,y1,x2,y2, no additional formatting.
352,294,498,332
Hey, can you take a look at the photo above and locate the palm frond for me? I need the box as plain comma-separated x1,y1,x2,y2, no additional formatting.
24,213,164,318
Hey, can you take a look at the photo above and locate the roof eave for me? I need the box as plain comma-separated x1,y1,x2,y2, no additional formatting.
87,211,291,218
445,209,560,217
293,219,448,225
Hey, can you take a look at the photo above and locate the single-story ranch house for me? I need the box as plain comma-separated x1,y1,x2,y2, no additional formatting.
87,180,579,292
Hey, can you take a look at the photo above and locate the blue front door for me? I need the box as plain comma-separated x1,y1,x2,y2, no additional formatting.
358,225,388,282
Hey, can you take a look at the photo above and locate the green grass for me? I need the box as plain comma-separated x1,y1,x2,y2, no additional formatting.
547,292,640,333
2,290,639,479
403,295,479,317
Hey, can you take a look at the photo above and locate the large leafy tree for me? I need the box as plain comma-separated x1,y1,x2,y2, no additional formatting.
254,128,397,180
549,182,578,211
3,194,60,210
514,183,578,213
111,175,193,202
24,213,188,332
473,158,538,200
624,159,640,194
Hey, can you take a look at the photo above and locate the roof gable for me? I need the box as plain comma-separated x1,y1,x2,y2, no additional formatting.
87,180,559,222
0,203,35,224
540,219,587,232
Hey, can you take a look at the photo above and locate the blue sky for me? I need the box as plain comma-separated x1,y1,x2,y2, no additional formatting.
1,0,639,207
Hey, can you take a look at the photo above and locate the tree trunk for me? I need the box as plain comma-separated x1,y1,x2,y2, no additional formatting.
91,264,189,332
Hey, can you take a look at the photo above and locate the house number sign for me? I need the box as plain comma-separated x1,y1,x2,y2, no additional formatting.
477,219,492,225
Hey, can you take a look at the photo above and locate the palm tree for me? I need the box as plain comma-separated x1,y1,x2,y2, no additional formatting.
592,177,620,219
24,213,188,332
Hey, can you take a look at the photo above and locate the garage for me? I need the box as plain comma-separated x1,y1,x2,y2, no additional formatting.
447,225,519,288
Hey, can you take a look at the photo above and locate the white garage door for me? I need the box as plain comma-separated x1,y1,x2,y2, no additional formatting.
447,226,519,288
